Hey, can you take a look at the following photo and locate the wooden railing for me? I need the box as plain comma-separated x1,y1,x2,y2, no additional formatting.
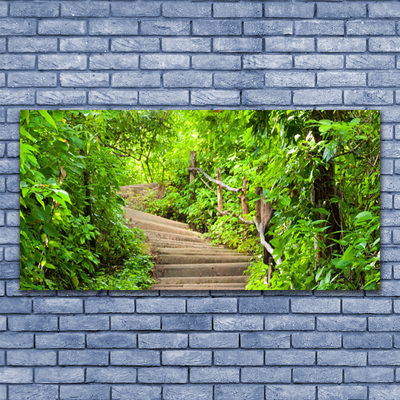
188,151,282,286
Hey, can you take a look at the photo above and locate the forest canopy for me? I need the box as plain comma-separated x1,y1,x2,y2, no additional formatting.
20,109,380,291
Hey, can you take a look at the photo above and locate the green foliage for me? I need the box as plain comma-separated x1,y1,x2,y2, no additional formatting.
20,110,154,290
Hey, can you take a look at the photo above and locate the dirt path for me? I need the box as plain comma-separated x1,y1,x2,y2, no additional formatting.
122,184,251,290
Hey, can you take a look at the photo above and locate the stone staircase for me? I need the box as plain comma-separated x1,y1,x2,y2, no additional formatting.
124,207,251,290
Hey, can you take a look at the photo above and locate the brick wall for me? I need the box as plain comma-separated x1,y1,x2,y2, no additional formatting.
0,1,399,398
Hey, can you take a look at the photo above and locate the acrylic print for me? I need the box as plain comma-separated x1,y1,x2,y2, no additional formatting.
20,110,380,291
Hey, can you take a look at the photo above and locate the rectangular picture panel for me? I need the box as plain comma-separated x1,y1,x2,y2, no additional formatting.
20,110,380,290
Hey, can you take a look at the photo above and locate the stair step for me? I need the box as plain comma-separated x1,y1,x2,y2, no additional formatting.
125,207,189,230
149,239,225,249
159,247,242,255
144,230,204,243
150,283,247,290
156,276,248,285
154,262,250,278
159,255,252,264
129,219,199,238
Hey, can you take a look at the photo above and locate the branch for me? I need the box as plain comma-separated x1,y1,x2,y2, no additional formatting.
239,216,254,225
253,217,282,266
188,167,241,193
199,176,213,191
215,207,231,216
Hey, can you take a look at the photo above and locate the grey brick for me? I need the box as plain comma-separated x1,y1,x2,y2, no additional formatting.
138,367,187,383
241,332,290,349
369,316,400,331
9,385,58,400
111,315,160,330
140,90,188,106
346,55,395,69
8,315,57,331
0,333,33,348
347,20,395,36
139,333,187,349
317,316,366,331
86,367,136,383
162,315,211,331
89,90,138,105
343,299,391,314
0,124,20,140
90,54,138,70
9,72,56,88
192,55,241,70
60,72,109,88
244,21,292,36
214,315,263,331
381,228,392,245
85,298,135,313
163,385,212,400
243,54,292,70
9,37,57,53
317,3,366,18
60,385,110,400
60,315,109,331
294,89,342,105
59,350,109,366
62,2,109,17
293,367,342,383
345,367,393,383
190,367,239,383
0,297,31,313
37,90,86,105
318,71,366,87
38,19,85,35
0,55,35,70
265,315,314,331
318,350,366,366
214,38,262,53
6,175,20,191
35,367,84,383
36,333,85,349
370,3,400,18
292,298,340,314
214,385,264,400
7,349,56,366
239,297,289,313
369,350,400,365
0,316,4,330
112,38,160,52
112,385,161,400
0,19,36,36
318,385,367,400
318,38,366,53
162,350,211,366
242,367,291,383
90,19,138,35
295,20,344,35
87,332,136,348
110,350,159,366
266,72,314,88
191,90,239,106
189,333,238,348
370,71,400,87
163,71,211,88
295,55,344,69
265,385,316,400
343,333,392,348
141,54,189,70
264,2,314,18
213,3,262,18
345,90,393,105
395,196,400,209
162,38,210,53
1,263,20,279
242,89,291,106
292,333,341,348
0,73,4,87
38,54,86,70
214,350,263,366
11,2,59,17
141,21,189,36
193,20,241,36
60,38,108,52
0,367,32,383
112,2,160,17
214,72,263,89
370,38,400,53
371,386,400,400
163,2,210,18
0,3,6,17
381,174,400,188
187,298,237,313
34,298,82,314
6,143,18,159
265,350,315,365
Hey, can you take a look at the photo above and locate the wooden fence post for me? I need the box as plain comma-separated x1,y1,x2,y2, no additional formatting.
240,176,249,216
255,186,262,224
217,167,223,211
189,151,196,183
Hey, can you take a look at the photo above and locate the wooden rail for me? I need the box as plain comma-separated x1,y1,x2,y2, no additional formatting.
188,151,282,285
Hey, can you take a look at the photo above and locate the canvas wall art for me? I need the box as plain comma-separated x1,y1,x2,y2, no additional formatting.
20,110,380,291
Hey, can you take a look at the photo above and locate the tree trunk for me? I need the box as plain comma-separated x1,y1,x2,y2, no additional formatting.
217,167,223,211
240,176,249,215
189,151,196,183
